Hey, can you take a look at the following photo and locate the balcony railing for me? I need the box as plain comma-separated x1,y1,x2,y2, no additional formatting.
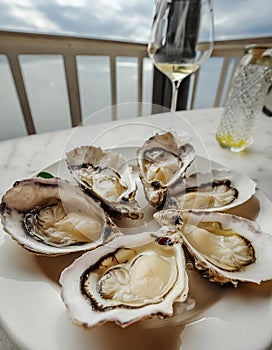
0,30,271,138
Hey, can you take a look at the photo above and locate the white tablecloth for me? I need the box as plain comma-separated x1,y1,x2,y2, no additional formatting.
1,108,271,350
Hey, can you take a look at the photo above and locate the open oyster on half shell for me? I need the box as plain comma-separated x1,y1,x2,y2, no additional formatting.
137,132,195,209
154,209,272,285
66,146,143,220
166,169,256,211
60,232,189,328
0,177,121,256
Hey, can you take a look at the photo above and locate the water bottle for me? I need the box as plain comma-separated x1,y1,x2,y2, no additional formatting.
216,45,272,152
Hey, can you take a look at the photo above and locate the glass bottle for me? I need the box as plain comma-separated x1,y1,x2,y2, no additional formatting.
216,45,272,152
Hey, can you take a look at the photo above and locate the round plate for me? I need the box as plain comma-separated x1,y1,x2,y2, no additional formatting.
0,146,272,350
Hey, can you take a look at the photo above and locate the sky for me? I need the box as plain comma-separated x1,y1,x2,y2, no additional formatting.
0,0,271,42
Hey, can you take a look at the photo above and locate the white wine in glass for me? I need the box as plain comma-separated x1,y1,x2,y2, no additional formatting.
148,0,214,111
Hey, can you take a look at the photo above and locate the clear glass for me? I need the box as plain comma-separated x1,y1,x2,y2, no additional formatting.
216,45,272,152
148,0,214,111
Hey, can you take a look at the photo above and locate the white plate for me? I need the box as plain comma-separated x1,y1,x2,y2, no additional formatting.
0,147,272,350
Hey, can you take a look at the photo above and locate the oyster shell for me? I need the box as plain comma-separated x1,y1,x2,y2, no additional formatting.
166,169,256,211
154,209,272,285
137,132,195,208
66,146,143,220
0,177,121,256
60,232,189,328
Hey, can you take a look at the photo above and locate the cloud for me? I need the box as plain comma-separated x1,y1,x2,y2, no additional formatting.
0,0,154,42
55,0,86,6
11,5,60,32
0,0,61,32
214,0,272,39
0,0,270,42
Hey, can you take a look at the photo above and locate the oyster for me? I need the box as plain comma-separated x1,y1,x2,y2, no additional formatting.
166,169,256,211
66,146,143,220
0,177,121,256
60,232,189,328
154,209,272,285
137,132,195,208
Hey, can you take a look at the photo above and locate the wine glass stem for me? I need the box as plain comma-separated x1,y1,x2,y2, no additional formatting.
171,80,182,112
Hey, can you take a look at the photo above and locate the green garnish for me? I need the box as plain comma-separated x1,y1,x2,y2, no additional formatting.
37,171,55,179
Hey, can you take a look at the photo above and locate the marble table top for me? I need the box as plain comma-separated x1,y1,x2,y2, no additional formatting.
0,107,271,350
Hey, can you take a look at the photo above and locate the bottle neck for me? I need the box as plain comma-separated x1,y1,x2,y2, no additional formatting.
244,45,272,66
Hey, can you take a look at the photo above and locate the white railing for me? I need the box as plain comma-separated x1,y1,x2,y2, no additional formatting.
0,31,148,135
0,30,271,137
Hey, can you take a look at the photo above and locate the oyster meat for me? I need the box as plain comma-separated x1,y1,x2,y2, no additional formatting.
66,146,143,220
0,177,121,256
166,169,256,211
137,132,195,208
154,209,272,285
60,232,189,328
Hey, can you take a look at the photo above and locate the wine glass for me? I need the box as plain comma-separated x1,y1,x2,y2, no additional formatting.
148,0,214,112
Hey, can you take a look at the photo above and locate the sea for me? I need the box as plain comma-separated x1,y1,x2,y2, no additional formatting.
0,54,232,141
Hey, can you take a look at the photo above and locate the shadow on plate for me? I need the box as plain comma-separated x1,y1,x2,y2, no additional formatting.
56,311,185,350
225,195,260,221
238,279,272,298
35,252,83,285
